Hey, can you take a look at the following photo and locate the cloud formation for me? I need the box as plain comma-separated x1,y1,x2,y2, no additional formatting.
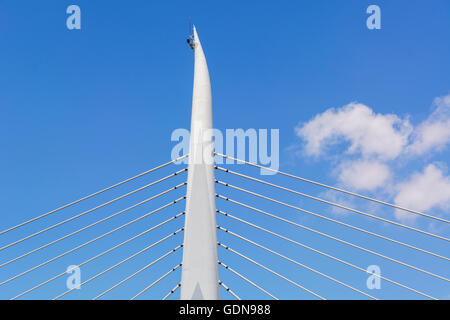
296,103,412,160
338,160,390,191
394,164,450,223
408,95,450,155
295,93,450,222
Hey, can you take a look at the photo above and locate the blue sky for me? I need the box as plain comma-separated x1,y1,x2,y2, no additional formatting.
0,0,449,300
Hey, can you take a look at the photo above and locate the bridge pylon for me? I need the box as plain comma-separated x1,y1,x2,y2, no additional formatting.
180,26,219,300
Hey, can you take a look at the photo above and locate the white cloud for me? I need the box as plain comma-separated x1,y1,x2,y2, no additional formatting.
408,94,450,155
294,94,450,224
296,103,412,160
394,164,450,223
338,160,390,191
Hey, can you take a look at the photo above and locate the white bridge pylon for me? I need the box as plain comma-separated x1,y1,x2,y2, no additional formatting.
180,26,219,300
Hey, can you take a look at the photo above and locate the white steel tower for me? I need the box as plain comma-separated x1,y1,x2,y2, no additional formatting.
180,26,219,300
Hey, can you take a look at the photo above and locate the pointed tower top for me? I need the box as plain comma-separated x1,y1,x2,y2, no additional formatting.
193,25,201,48
187,25,198,50
193,25,198,38
180,23,218,300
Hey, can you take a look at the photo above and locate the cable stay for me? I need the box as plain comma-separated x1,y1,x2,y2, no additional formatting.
218,242,325,300
0,169,187,251
0,183,186,268
218,223,377,299
214,153,449,224
216,195,449,262
118,264,182,301
217,210,450,282
12,225,184,300
163,283,181,300
217,194,450,261
216,166,450,243
216,180,450,242
1,198,185,288
217,214,437,299
93,262,181,300
219,280,241,300
0,155,188,236
218,261,278,300
53,243,183,300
